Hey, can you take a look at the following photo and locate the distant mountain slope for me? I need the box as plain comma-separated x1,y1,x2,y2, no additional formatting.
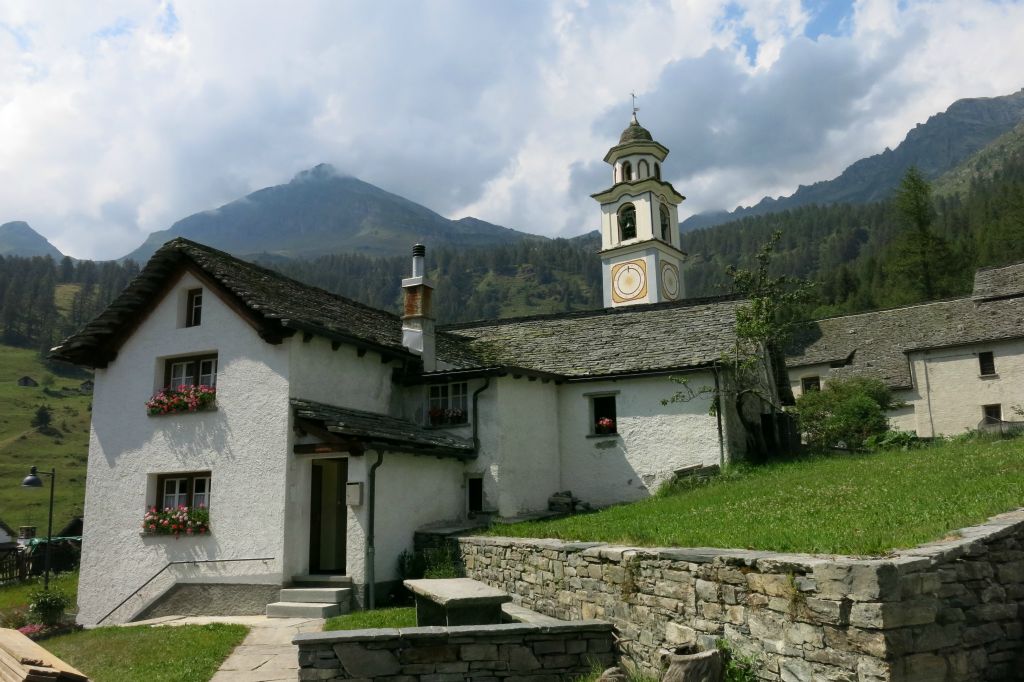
122,164,537,262
933,119,1024,197
0,222,64,259
681,88,1024,232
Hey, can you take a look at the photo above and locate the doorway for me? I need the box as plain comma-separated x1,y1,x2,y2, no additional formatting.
309,458,348,574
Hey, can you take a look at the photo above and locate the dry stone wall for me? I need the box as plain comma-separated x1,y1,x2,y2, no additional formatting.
294,621,615,681
453,509,1024,681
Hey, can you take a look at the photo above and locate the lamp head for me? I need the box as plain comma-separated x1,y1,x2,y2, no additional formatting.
21,466,43,488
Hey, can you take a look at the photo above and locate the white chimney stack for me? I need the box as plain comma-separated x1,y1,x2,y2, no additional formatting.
401,244,435,371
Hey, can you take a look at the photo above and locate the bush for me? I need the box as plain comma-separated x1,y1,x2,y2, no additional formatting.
28,588,71,626
865,430,920,451
795,377,898,450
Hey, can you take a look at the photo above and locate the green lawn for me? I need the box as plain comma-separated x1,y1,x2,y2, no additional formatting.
489,436,1024,556
0,344,92,530
324,606,416,631
45,624,248,682
0,570,78,612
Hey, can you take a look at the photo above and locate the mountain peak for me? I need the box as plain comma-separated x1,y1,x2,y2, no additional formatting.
681,88,1024,233
290,163,348,184
0,221,65,259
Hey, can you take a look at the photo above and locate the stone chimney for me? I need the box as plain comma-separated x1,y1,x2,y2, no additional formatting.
401,244,436,371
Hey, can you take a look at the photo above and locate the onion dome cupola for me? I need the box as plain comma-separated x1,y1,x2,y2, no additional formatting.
592,111,687,308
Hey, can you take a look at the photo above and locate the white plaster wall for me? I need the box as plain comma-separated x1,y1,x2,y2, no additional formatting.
558,373,721,507
77,272,291,625
347,452,464,589
488,378,560,517
288,336,394,411
909,340,1024,437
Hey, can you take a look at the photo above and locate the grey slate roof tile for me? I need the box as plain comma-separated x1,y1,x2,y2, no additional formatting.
787,291,1024,389
973,260,1024,301
442,297,746,378
291,398,474,457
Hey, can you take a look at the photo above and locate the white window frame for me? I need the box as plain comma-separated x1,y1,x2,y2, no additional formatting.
427,382,469,426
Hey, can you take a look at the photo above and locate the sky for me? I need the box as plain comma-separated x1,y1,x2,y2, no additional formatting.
1,1,1023,260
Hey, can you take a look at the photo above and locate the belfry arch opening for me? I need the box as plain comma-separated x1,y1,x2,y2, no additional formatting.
618,203,637,241
660,205,672,242
621,161,632,183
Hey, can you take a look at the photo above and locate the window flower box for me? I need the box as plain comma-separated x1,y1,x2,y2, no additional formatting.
428,407,468,426
594,417,616,435
146,385,216,416
142,505,210,538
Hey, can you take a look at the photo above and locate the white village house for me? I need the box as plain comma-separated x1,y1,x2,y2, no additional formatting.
54,118,782,625
787,260,1024,436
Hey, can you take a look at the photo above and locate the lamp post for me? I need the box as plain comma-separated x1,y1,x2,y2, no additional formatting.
21,466,56,590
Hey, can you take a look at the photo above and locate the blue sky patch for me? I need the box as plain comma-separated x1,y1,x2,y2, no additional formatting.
803,0,854,39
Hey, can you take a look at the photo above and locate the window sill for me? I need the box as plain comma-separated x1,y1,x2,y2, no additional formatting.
587,432,619,439
140,531,211,539
979,373,999,380
425,422,470,430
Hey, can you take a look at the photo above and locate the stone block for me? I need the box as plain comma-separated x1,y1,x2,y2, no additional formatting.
333,643,402,678
746,573,793,598
532,639,566,654
896,653,947,682
435,661,470,673
849,599,937,629
460,644,498,661
398,645,459,664
503,638,544,667
665,622,697,645
539,653,578,668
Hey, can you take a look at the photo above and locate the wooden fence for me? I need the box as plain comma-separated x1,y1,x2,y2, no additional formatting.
0,549,30,585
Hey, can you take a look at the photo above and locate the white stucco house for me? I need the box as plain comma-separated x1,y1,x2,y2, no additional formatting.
787,260,1024,436
53,117,786,625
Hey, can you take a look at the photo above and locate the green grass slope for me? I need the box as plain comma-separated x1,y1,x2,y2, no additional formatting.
0,345,91,530
489,436,1024,556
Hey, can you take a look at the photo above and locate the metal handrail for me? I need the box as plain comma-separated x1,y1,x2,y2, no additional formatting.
96,556,275,625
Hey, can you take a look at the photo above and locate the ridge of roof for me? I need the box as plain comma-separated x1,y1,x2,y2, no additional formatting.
440,293,744,332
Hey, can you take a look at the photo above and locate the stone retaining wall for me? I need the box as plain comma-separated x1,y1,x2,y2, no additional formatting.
293,621,615,681
453,509,1024,681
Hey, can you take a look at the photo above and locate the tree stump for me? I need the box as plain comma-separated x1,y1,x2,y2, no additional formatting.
661,647,722,682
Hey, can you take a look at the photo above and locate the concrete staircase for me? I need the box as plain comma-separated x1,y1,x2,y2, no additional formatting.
265,575,352,618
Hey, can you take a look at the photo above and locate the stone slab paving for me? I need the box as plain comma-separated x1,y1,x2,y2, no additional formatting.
129,614,323,682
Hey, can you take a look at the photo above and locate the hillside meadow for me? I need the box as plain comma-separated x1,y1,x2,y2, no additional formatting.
0,345,91,530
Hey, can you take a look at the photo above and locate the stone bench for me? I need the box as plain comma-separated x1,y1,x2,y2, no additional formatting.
403,578,511,626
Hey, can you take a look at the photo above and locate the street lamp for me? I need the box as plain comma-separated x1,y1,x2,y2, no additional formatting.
21,466,56,590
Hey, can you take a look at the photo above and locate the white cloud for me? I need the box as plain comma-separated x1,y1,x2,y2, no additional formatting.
0,0,1021,258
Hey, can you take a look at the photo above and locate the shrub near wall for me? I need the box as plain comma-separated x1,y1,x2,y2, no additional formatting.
455,509,1024,681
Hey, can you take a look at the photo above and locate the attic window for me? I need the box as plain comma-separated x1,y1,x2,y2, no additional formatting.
979,352,996,377
186,289,203,327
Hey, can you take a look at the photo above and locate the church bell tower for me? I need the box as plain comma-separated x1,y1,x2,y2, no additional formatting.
592,111,686,307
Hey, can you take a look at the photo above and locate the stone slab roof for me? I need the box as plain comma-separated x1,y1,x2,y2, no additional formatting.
787,294,1024,389
292,398,474,458
50,238,475,368
973,261,1024,301
441,297,746,379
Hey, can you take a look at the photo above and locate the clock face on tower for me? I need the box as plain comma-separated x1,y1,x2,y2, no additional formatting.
661,262,680,300
611,259,648,303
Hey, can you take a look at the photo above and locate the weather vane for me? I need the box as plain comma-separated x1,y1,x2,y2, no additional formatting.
631,91,639,117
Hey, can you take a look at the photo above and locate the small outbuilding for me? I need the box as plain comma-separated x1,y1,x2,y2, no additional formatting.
16,376,38,387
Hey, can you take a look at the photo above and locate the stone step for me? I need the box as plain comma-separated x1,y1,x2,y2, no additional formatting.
290,574,352,587
280,587,351,604
266,601,341,618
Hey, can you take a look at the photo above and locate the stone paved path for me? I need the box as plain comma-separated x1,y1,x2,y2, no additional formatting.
129,614,323,681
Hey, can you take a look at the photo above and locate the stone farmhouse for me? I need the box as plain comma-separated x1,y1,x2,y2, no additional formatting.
53,117,785,625
787,261,1024,436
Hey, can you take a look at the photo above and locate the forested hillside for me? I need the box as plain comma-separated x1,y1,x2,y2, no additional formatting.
681,148,1024,316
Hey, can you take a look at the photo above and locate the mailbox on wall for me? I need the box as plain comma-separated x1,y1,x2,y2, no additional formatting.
346,482,363,506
